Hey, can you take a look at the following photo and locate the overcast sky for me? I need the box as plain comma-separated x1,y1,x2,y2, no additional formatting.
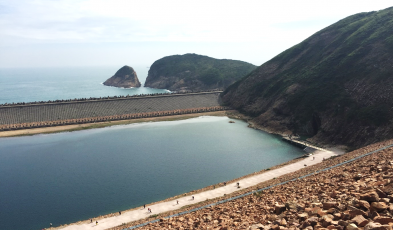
0,0,392,68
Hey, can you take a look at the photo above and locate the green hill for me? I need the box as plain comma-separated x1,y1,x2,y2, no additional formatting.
221,7,393,148
144,54,257,91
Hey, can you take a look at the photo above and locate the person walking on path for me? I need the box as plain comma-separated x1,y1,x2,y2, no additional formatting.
143,204,145,209
237,182,240,188
119,211,121,215
192,196,194,200
177,200,179,205
96,221,98,225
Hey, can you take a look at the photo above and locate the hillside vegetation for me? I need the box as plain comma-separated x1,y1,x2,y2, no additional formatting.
221,7,393,148
144,54,257,91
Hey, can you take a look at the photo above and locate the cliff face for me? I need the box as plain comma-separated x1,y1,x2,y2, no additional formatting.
221,7,393,148
144,54,256,92
103,66,141,88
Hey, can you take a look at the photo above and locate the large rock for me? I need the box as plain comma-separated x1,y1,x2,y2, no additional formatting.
371,202,389,212
360,192,380,202
374,217,393,225
103,65,141,88
275,204,286,214
347,223,359,230
352,215,369,227
364,222,392,230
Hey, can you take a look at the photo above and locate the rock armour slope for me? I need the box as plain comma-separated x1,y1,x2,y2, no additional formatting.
221,7,393,148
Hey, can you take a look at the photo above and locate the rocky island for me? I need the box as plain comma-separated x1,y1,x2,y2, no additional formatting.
144,54,256,92
103,65,141,88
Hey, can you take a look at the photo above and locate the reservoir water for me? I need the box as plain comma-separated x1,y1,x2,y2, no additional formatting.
0,116,305,230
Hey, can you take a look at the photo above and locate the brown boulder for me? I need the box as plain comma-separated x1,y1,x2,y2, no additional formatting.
373,217,393,225
382,183,393,195
361,192,380,202
358,200,371,210
322,217,333,228
347,223,359,230
352,215,369,227
338,220,349,226
348,206,368,218
371,202,389,212
250,224,265,230
364,222,392,230
275,204,287,215
306,216,319,226
298,213,309,220
376,188,388,198
280,218,287,226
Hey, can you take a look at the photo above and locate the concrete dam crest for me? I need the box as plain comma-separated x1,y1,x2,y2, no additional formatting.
0,91,228,131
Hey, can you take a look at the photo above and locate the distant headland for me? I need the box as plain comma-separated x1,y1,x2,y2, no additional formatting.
144,53,256,92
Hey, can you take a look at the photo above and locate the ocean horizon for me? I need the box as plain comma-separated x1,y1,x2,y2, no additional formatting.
0,66,169,104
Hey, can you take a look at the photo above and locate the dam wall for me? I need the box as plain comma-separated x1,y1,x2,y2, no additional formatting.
0,92,228,131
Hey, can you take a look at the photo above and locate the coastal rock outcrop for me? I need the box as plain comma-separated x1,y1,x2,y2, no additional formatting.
221,6,393,148
144,53,256,92
103,65,141,88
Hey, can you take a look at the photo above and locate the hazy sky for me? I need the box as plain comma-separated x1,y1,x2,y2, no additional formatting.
0,0,392,68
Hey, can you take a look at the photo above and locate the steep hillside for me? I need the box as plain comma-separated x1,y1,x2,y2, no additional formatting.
103,65,141,88
144,54,257,91
221,7,393,148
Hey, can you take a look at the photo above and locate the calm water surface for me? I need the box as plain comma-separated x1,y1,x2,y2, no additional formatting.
0,116,304,230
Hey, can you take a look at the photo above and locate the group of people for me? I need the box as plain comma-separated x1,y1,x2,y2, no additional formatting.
80,181,243,227
90,219,98,225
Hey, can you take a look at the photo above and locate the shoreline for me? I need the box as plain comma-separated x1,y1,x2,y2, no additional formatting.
4,110,346,229
48,111,346,230
55,147,345,230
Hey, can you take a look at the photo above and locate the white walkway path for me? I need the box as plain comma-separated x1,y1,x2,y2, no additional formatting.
58,149,339,230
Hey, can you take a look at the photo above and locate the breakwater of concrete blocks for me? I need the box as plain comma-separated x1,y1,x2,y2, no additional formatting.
0,90,220,107
0,92,229,131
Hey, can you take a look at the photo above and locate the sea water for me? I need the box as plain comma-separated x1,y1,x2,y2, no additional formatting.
0,116,304,230
0,66,168,104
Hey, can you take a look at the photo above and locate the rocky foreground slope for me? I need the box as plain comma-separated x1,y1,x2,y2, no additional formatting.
103,65,141,88
221,7,393,148
126,140,393,230
144,54,256,92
